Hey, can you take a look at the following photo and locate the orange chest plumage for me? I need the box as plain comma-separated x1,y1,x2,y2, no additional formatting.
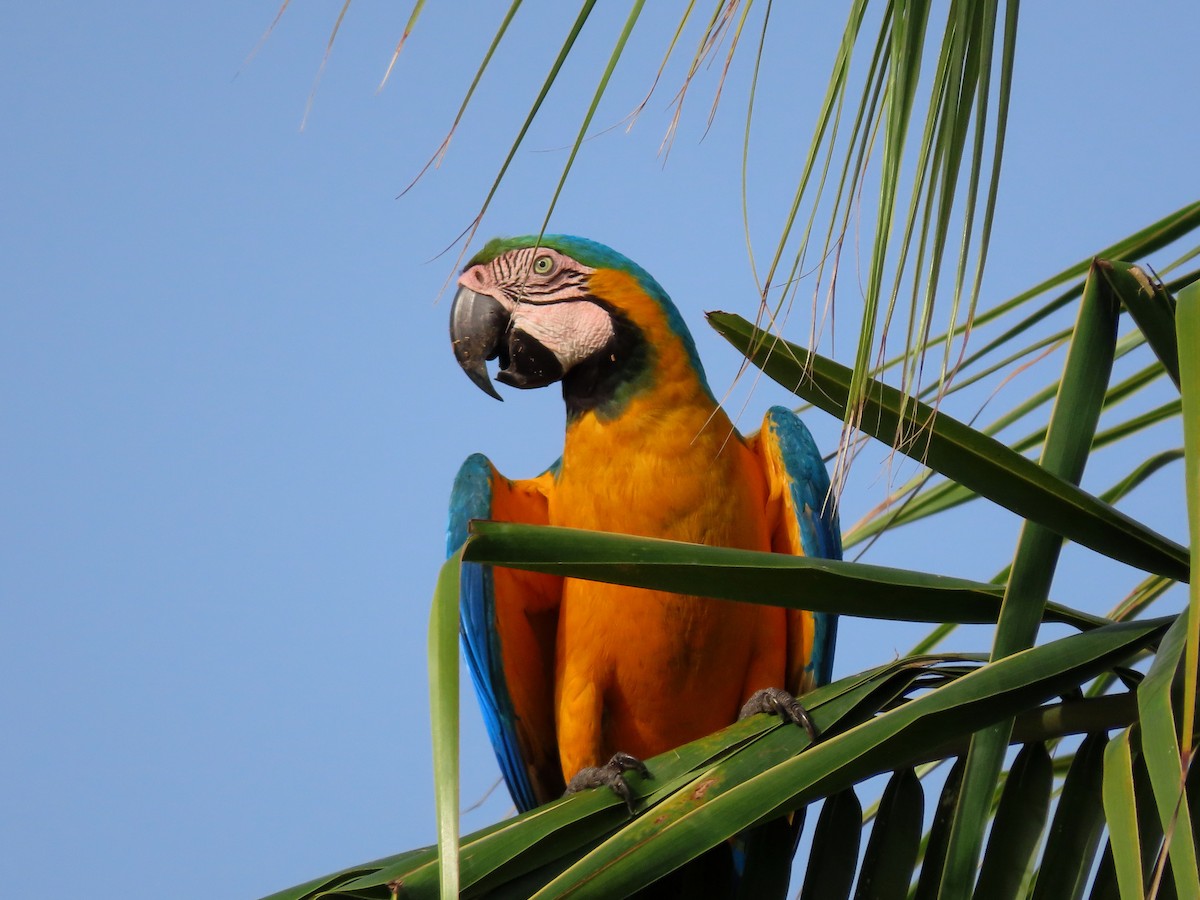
550,395,771,549
547,378,787,773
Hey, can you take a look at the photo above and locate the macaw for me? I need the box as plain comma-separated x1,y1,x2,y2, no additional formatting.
445,235,840,892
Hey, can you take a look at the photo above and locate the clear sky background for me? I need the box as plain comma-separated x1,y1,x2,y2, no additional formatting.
4,3,1198,898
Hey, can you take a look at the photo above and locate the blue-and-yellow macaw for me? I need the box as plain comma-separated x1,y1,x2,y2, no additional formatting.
446,235,840,891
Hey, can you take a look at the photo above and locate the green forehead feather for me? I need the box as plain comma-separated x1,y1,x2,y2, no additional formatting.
468,235,651,277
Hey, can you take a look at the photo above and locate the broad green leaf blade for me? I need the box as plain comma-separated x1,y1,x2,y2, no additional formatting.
368,717,770,897
799,789,862,900
1137,612,1199,899
1089,755,1171,900
1101,259,1181,389
852,768,922,900
529,620,1167,899
857,418,1178,553
993,260,1123,634
262,654,1151,900
913,757,966,900
974,742,1053,900
846,356,1178,547
464,520,1108,629
431,552,463,900
398,662,916,898
943,263,1121,895
457,725,771,894
1005,694,1137,749
1030,731,1109,900
1178,280,1200,754
707,311,1190,582
1132,753,1168,898
1102,728,1143,900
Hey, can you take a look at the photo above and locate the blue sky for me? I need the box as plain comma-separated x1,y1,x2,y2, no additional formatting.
3,3,1197,898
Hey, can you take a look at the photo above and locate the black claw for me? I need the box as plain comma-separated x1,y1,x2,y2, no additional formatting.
739,687,819,742
565,752,652,814
608,751,651,780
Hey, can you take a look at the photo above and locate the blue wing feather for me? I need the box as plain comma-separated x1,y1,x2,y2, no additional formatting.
763,406,841,686
447,453,539,812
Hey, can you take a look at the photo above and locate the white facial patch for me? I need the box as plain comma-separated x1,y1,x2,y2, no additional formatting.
512,299,615,371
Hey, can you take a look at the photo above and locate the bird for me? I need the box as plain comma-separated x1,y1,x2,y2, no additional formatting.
445,234,840,896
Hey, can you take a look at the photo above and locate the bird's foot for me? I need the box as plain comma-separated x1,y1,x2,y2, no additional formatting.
739,687,818,741
565,751,651,814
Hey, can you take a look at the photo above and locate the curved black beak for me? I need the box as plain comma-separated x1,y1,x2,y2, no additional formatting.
449,285,508,401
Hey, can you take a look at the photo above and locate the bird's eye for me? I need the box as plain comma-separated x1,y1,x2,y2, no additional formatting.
533,255,555,275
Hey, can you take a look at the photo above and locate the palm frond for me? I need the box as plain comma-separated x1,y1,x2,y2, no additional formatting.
266,617,1170,899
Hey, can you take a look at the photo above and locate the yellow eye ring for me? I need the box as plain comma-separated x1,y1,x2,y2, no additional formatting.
533,255,554,275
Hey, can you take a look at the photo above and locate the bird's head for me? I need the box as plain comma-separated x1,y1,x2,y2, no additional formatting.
450,235,711,418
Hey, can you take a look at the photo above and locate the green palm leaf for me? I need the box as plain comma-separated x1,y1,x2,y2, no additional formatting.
708,300,1189,582
265,617,1168,899
463,520,1106,629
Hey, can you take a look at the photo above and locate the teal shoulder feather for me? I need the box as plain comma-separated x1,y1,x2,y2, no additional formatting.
764,406,840,685
447,453,540,811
